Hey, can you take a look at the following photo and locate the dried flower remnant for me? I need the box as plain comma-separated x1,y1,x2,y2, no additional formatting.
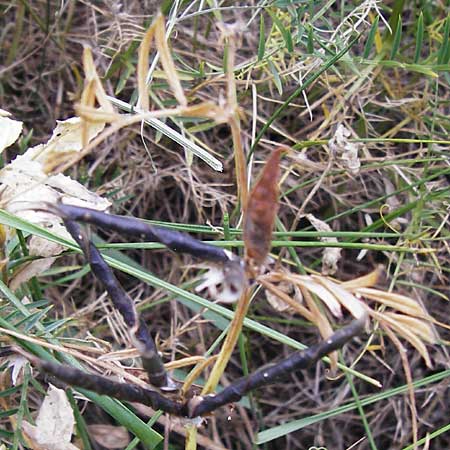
0,109,23,153
243,148,283,270
305,213,342,275
0,116,110,288
329,124,361,175
22,384,79,450
195,258,246,304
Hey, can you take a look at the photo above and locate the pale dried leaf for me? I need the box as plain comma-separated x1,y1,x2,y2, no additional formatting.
305,214,341,275
88,424,130,449
0,156,109,249
0,112,23,153
28,223,70,257
24,117,105,171
137,19,157,111
293,275,343,319
378,314,432,367
81,47,114,114
10,257,56,291
154,13,187,107
301,287,338,371
329,124,361,175
314,276,367,319
22,384,79,450
341,267,381,290
0,121,110,282
356,288,426,317
259,277,315,323
7,355,28,385
384,313,436,344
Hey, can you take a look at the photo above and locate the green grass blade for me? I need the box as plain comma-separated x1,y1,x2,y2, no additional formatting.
414,12,424,63
390,15,402,60
307,25,314,54
255,369,450,444
363,15,379,59
267,59,283,95
257,13,266,61
437,15,450,64
403,422,450,450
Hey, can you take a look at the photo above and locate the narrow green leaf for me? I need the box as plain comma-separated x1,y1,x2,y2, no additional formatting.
437,15,450,64
363,15,379,59
268,59,283,95
307,25,314,54
12,364,31,450
0,408,19,418
414,12,424,63
390,15,402,59
258,13,266,61
223,43,228,76
403,422,450,450
67,389,93,450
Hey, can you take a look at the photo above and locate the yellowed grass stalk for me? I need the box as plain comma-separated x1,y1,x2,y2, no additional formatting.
201,287,251,395
221,26,248,207
137,18,157,111
137,13,187,112
181,356,218,397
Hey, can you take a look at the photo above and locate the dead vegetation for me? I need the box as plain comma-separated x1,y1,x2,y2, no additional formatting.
0,1,450,450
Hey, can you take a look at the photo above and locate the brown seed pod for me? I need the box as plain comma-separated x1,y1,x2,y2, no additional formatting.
243,147,283,268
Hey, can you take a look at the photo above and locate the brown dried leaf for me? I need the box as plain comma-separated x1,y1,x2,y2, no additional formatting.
244,148,282,267
10,257,56,291
265,279,297,313
154,14,187,107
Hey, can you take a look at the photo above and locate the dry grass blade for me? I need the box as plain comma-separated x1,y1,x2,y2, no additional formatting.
81,47,114,114
154,13,187,107
137,14,187,111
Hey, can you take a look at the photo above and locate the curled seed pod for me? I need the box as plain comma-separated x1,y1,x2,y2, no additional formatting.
243,148,283,267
